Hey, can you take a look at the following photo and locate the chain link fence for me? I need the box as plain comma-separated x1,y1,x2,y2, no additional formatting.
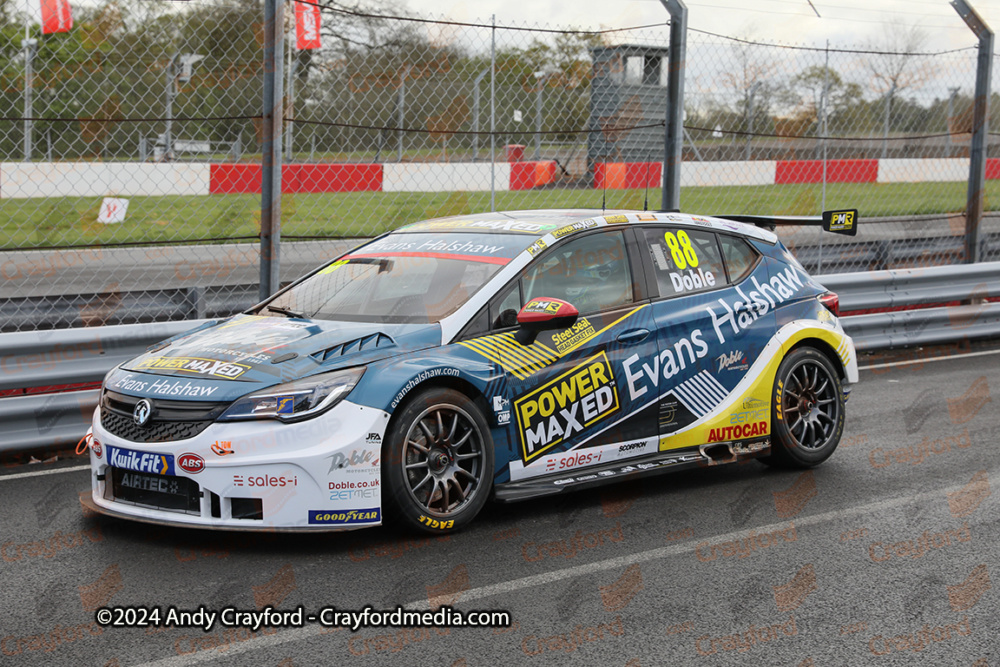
0,0,996,333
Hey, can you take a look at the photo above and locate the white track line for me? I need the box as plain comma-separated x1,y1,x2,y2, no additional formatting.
133,476,984,667
0,463,89,481
858,347,1000,371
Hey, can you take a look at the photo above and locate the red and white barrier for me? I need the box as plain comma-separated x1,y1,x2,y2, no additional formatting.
0,161,557,198
0,158,990,199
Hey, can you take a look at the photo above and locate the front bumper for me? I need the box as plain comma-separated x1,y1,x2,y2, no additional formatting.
88,400,390,532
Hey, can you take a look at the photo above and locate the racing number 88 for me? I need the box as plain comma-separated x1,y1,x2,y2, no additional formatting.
664,231,699,269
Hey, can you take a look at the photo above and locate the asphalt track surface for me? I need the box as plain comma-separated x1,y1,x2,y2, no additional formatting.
1,351,998,666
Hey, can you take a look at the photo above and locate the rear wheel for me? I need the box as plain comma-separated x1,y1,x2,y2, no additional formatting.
763,347,844,468
382,388,494,534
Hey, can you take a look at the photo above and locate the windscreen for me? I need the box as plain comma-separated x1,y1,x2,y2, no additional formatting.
262,233,527,323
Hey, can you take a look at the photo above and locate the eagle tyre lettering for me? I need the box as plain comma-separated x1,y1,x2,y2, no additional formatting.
382,388,494,534
763,347,844,469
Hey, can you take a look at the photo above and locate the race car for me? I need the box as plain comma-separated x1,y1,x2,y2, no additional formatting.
84,208,859,533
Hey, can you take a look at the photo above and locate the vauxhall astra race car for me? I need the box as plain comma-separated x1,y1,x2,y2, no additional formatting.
85,208,860,533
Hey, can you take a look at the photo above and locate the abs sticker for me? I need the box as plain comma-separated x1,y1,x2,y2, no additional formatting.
515,351,620,464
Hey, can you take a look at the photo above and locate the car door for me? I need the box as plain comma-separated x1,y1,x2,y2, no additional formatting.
629,225,777,451
461,228,659,482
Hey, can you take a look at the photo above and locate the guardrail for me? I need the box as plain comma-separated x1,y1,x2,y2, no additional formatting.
2,262,999,455
3,230,999,333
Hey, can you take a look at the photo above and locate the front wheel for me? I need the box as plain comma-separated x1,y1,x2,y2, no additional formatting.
763,346,845,469
382,388,494,534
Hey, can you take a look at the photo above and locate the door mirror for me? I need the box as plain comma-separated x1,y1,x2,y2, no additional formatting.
514,298,579,345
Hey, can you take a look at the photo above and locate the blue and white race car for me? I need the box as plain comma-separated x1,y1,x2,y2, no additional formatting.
85,209,859,533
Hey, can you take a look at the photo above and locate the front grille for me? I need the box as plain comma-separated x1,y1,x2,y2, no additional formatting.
110,467,201,514
100,390,229,444
101,410,212,443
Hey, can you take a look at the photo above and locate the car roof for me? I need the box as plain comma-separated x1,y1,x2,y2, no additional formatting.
394,209,778,245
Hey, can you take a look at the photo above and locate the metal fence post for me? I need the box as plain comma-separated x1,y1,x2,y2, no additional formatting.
952,0,993,265
659,0,686,212
260,0,285,300
22,38,36,162
490,15,496,212
534,79,543,159
472,67,489,161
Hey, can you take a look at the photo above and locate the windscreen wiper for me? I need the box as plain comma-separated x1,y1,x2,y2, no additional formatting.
265,305,306,319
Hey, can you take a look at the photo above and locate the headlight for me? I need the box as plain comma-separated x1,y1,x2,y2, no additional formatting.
218,367,365,423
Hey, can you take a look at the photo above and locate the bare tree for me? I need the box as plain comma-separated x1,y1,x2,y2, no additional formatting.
863,19,931,95
720,38,777,129
863,20,931,152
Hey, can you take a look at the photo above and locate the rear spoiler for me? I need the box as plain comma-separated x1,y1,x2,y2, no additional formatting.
713,209,858,236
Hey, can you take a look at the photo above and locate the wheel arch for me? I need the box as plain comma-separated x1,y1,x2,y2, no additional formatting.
383,374,492,444
787,337,845,379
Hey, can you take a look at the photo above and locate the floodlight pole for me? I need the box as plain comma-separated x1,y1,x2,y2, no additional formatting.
951,0,992,264
659,0,686,212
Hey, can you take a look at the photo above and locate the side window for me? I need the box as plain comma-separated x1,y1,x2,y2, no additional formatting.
719,234,758,283
642,227,725,298
520,231,633,316
491,285,521,329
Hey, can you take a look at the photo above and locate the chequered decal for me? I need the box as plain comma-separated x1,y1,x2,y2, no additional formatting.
672,371,729,418
459,332,559,380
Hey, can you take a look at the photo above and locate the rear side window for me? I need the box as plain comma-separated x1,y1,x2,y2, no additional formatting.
642,228,725,299
719,235,759,283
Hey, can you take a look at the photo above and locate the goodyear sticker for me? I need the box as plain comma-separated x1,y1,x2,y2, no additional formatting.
308,508,381,525
604,214,629,224
515,351,620,464
134,356,251,379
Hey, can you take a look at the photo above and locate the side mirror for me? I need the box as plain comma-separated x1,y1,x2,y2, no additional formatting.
514,298,579,345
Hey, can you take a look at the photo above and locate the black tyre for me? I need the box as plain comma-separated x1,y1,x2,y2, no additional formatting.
763,346,845,469
382,388,494,534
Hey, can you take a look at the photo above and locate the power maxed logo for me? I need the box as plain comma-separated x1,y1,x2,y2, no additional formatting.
515,352,619,464
106,446,174,475
133,356,251,379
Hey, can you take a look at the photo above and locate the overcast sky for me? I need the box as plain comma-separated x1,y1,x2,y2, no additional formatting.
407,0,1000,52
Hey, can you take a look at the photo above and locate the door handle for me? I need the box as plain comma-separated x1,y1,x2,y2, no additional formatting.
617,328,650,344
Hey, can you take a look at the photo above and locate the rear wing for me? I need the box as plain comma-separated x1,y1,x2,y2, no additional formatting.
713,209,858,236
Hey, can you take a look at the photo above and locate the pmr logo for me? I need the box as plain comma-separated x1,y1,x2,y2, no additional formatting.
527,239,548,257
823,209,858,236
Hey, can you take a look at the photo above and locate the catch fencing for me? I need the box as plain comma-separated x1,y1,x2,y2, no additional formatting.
0,0,997,332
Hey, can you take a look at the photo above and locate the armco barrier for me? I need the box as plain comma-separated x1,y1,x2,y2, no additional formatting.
1,262,999,454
